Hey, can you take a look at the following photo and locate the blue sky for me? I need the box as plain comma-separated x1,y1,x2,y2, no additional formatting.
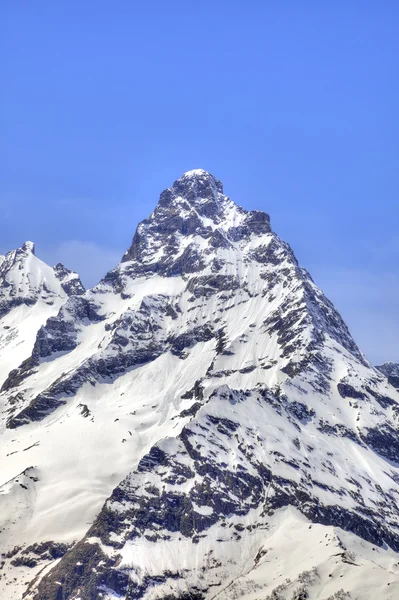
1,1,398,363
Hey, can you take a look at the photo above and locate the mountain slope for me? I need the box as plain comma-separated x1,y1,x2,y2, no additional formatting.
0,171,398,600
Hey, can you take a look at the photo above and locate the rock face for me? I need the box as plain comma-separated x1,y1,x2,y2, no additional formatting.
376,362,399,389
53,263,85,297
1,171,399,600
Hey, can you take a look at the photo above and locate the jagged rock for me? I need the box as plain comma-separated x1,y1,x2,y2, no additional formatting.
53,262,85,296
376,362,399,389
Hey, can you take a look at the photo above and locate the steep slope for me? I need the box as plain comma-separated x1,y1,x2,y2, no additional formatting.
0,242,84,388
1,171,399,600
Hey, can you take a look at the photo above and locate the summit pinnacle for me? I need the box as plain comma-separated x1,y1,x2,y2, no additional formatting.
21,240,36,254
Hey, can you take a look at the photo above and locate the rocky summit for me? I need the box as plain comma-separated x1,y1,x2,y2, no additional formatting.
0,170,399,600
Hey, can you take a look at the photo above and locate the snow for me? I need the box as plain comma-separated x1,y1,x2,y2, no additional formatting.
180,168,210,178
212,507,399,600
114,506,399,600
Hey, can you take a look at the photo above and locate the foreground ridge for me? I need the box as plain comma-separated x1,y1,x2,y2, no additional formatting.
0,172,398,600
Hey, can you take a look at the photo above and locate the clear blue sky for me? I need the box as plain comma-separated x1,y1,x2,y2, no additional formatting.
1,1,398,363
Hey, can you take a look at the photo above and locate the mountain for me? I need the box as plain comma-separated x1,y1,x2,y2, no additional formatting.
376,362,399,389
1,170,399,600
0,241,84,389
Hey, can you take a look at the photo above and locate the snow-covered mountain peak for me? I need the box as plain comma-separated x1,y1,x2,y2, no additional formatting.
0,243,84,389
0,242,81,312
0,241,55,309
156,168,246,226
21,240,36,254
172,168,224,198
121,170,271,270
